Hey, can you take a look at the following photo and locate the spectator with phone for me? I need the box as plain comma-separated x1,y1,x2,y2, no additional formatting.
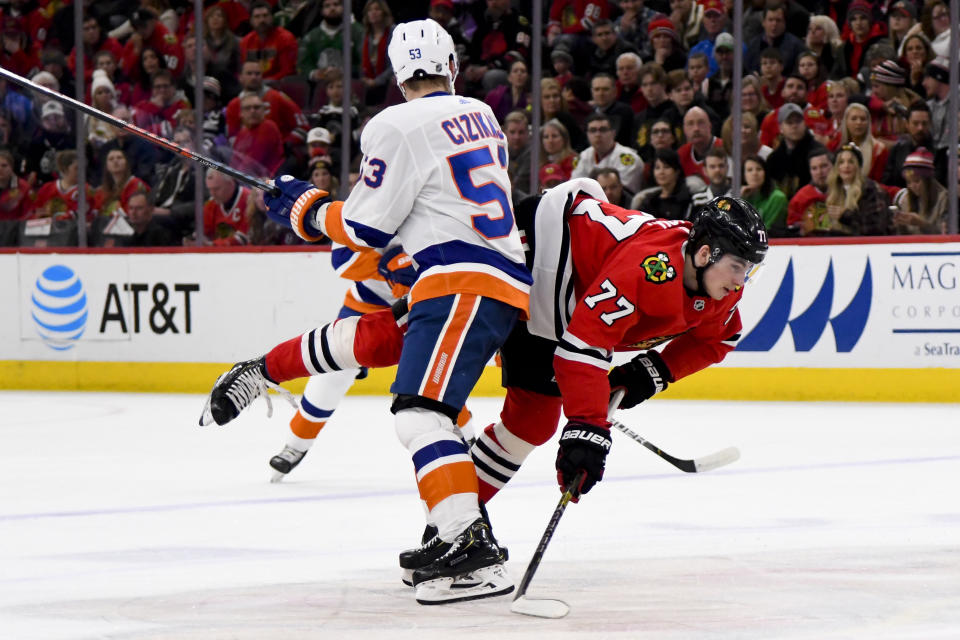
890,148,947,235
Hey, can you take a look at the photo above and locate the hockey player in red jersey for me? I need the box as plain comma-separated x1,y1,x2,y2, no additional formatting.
198,176,767,587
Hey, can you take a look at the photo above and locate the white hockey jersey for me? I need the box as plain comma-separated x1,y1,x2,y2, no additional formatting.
327,93,532,314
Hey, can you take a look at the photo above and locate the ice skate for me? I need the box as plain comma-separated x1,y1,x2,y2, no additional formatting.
269,445,308,483
199,357,295,426
412,519,513,605
399,524,447,586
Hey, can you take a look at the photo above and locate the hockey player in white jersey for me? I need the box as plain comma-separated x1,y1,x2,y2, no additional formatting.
200,19,531,605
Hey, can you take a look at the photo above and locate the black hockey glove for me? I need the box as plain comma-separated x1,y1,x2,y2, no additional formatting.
608,351,672,410
556,421,612,499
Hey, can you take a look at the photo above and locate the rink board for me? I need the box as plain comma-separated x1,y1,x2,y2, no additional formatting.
1,238,958,402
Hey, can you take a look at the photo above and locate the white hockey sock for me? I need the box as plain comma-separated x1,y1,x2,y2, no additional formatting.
472,421,536,496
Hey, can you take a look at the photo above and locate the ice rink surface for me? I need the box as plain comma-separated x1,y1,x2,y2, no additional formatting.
1,391,958,640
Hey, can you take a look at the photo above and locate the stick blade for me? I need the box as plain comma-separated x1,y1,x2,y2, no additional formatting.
693,446,741,472
510,595,570,619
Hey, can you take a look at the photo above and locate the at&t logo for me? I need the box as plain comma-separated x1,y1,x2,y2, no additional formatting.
31,265,88,351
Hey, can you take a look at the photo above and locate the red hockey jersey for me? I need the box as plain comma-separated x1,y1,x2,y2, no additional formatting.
531,182,744,426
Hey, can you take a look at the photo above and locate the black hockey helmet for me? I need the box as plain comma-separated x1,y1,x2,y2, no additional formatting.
688,196,768,266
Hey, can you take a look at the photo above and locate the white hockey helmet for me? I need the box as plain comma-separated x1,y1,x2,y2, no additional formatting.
388,18,458,93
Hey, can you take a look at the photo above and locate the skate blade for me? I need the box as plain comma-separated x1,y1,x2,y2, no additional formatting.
199,401,214,426
415,565,513,605
270,470,287,483
401,568,414,587
510,594,570,618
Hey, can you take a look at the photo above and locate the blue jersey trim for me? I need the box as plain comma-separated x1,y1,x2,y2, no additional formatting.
345,219,394,249
354,281,391,306
412,438,469,472
300,396,335,420
330,246,354,271
413,240,533,285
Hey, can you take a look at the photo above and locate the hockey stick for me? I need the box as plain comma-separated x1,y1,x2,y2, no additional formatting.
510,394,622,618
509,472,583,619
0,66,278,196
611,419,740,473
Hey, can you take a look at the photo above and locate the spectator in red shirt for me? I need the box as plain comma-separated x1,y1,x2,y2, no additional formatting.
678,106,722,182
69,16,124,84
0,15,38,77
93,149,150,219
31,150,95,221
121,8,185,83
240,1,298,82
788,146,833,235
199,169,251,246
225,61,307,139
359,0,394,106
0,149,32,222
758,47,786,110
133,70,191,139
231,94,284,178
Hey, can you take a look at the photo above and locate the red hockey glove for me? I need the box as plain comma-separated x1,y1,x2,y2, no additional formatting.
264,175,331,242
556,421,612,500
608,350,672,409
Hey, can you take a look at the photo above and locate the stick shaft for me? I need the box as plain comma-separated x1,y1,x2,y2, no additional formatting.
513,475,580,599
0,66,277,195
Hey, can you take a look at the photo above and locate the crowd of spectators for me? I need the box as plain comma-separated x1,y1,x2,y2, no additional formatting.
0,0,957,248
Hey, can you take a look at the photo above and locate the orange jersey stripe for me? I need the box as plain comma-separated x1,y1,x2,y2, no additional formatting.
456,405,472,428
421,294,477,401
336,248,384,283
322,201,366,252
417,460,480,510
410,272,530,319
290,412,326,440
342,291,391,315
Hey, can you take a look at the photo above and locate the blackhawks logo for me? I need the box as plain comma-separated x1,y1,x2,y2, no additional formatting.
641,252,676,283
620,153,635,166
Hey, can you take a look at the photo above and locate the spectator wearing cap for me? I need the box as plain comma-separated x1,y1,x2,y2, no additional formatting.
888,0,918,52
539,163,566,189
591,72,636,147
703,33,736,112
504,110,533,203
635,147,692,220
688,0,731,79
231,94,284,178
462,0,532,95
69,16,123,85
882,101,940,189
869,59,920,147
760,74,810,148
841,0,886,79
28,71,61,127
550,48,575,87
87,70,118,150
805,15,847,80
121,8,185,83
25,101,73,187
891,147,947,234
643,18,687,73
586,19,638,78
633,62,682,162
613,0,660,53
240,1,299,83
198,77,227,148
429,0,469,59
572,112,643,193
591,167,632,207
307,127,333,159
922,57,951,150
226,61,308,140
767,102,825,200
744,2,806,75
824,142,892,236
